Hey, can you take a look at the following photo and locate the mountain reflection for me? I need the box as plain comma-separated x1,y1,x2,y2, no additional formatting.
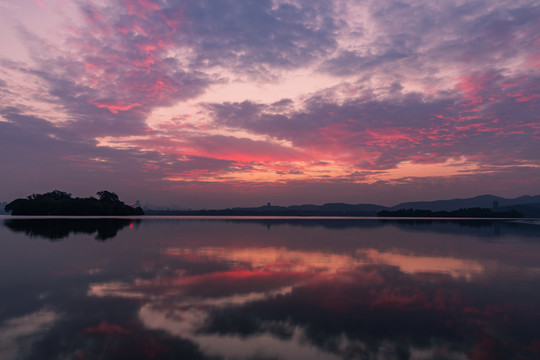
3,218,137,240
159,218,540,239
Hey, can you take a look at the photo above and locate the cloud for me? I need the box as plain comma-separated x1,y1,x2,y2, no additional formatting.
174,0,338,75
206,67,540,173
6,1,213,137
320,50,409,76
0,107,242,201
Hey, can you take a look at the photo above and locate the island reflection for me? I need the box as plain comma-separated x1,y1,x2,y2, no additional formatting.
3,218,138,240
4,217,540,241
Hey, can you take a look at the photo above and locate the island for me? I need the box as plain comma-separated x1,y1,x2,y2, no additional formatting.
4,190,144,216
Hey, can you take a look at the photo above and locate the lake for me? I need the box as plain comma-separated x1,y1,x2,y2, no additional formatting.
1,216,540,360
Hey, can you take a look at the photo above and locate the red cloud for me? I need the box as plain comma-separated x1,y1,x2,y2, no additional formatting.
88,99,142,114
81,321,132,336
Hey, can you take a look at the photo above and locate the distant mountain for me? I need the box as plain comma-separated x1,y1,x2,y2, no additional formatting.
300,203,386,213
144,195,540,217
391,195,540,212
146,202,387,216
238,203,386,214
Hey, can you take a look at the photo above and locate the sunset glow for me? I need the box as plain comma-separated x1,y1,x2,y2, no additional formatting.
1,0,539,207
164,246,486,279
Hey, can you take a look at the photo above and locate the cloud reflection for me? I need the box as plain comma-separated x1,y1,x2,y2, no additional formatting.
85,240,540,359
165,246,485,279
0,309,59,360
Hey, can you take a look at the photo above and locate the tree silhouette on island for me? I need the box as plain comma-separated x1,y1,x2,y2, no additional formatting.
4,190,143,216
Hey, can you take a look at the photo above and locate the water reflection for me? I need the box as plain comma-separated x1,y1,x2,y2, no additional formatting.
3,218,138,240
5,217,538,241
1,218,539,359
196,218,540,238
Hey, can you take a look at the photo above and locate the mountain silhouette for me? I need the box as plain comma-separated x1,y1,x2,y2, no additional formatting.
145,194,540,217
390,194,540,212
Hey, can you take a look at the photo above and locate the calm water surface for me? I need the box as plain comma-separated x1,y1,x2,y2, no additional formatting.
1,217,540,360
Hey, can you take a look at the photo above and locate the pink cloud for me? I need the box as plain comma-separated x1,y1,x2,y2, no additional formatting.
122,0,160,19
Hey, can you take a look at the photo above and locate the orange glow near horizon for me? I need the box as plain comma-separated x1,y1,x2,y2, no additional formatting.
88,100,142,114
96,127,491,185
164,246,486,280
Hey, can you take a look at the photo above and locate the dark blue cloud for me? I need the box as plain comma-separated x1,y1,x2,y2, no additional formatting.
174,0,338,73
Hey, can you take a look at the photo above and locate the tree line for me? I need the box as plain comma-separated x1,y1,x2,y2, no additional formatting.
377,207,523,218
4,190,144,216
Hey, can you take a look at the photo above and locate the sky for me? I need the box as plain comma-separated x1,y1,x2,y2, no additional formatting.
0,0,539,209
